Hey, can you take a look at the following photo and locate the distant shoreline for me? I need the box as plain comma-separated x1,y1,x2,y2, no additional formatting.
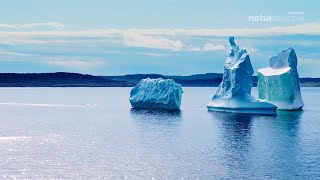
0,72,319,87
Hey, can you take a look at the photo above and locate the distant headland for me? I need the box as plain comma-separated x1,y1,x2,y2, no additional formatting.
0,72,318,87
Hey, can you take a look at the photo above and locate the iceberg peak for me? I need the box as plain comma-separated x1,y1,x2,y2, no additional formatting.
226,37,250,71
269,47,297,69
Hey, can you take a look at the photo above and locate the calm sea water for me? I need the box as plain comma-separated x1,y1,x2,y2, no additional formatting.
0,87,319,179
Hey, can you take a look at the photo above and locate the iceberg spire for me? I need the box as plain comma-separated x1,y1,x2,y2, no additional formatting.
229,36,236,47
214,36,253,99
207,37,277,114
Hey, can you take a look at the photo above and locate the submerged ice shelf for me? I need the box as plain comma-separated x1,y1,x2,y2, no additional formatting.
258,48,304,110
207,37,277,115
129,78,183,110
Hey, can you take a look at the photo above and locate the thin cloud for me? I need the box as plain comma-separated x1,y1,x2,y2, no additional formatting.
0,50,29,56
136,52,168,57
1,23,319,36
299,58,320,65
45,57,104,70
122,31,183,51
0,22,64,29
202,43,226,51
0,23,319,51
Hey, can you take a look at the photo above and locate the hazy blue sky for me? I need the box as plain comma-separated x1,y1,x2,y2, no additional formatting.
0,0,319,76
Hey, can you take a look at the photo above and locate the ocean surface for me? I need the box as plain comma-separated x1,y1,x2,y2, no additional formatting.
0,87,319,179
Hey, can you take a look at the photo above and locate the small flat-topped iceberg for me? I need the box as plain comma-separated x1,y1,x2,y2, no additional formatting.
129,78,183,110
258,48,304,110
207,37,277,115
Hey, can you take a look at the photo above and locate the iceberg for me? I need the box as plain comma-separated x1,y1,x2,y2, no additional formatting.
129,78,183,110
258,48,304,110
207,37,277,114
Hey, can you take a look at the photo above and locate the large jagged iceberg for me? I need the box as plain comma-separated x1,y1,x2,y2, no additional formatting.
207,37,277,114
258,48,304,110
129,78,183,110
